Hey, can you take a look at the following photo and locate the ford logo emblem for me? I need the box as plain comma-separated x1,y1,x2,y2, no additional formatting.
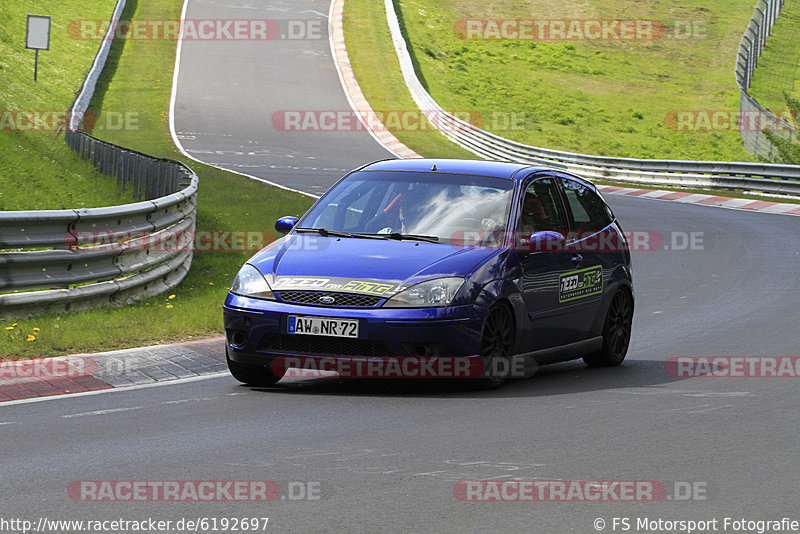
319,296,336,304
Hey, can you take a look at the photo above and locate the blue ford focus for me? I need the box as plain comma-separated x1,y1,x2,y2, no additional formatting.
223,159,633,389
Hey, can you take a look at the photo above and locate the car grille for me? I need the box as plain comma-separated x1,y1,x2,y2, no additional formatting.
259,334,392,357
277,291,382,307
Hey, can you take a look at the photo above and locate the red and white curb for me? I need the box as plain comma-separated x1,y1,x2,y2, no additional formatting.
0,338,227,403
0,357,112,401
329,0,420,159
597,185,800,216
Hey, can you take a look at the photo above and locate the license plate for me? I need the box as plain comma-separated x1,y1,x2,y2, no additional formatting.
287,315,359,338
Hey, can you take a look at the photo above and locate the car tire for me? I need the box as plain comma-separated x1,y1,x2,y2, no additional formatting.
474,303,515,389
583,288,633,367
226,347,283,386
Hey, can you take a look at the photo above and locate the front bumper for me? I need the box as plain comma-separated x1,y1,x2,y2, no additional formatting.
223,294,484,370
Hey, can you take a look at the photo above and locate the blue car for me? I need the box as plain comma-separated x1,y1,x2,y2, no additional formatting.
223,159,633,389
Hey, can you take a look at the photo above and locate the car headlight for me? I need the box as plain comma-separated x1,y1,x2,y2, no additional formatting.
383,277,464,308
230,264,275,300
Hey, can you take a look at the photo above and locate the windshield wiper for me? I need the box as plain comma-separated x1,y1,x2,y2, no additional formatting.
295,228,384,240
363,232,440,243
295,228,439,243
294,227,355,238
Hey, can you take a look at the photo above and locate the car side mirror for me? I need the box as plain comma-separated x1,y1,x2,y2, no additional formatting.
529,231,565,252
275,216,299,234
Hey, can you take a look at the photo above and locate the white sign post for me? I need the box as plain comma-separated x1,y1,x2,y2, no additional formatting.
26,14,51,82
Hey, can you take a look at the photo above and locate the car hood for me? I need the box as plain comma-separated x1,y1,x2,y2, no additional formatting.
248,234,499,296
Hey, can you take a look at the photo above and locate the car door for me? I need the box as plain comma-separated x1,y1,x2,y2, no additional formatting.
516,175,587,352
554,174,617,339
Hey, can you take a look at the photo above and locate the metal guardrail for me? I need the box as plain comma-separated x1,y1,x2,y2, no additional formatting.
382,0,800,193
68,0,128,132
735,0,797,158
0,0,198,316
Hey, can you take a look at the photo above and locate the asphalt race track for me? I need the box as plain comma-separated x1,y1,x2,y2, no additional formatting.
170,0,393,195
2,1,799,532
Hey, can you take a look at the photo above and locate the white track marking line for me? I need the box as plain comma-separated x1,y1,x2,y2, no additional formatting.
0,373,229,407
168,0,319,199
63,406,146,418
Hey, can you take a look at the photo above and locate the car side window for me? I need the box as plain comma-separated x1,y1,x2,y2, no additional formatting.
517,178,569,240
559,178,614,233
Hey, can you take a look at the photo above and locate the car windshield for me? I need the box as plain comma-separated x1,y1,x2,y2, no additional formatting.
297,170,515,244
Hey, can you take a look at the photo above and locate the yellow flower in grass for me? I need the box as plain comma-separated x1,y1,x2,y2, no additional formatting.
166,304,174,309
26,335,36,342
33,327,40,332
168,294,176,300
4,326,13,331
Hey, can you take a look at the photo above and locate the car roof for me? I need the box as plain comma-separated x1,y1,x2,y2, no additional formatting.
360,158,552,181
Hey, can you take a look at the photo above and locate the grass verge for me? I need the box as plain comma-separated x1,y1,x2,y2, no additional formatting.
346,0,759,162
343,0,474,158
1,0,314,359
0,0,142,210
